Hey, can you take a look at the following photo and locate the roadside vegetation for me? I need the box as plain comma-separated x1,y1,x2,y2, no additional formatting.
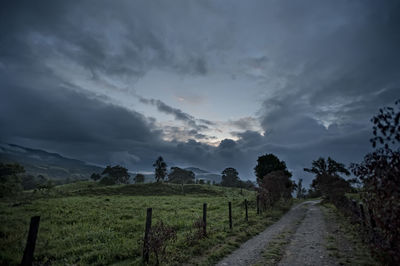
322,203,379,265
304,100,400,265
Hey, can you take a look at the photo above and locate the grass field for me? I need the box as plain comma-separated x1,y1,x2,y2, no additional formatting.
0,182,293,265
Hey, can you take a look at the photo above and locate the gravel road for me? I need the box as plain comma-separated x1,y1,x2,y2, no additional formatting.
278,201,335,266
216,200,318,266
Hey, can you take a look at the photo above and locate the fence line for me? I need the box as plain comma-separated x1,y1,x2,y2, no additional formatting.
22,197,260,264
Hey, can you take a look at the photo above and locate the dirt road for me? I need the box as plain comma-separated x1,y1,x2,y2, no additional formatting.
216,200,335,266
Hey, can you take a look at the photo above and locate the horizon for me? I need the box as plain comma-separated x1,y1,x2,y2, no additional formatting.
1,1,399,186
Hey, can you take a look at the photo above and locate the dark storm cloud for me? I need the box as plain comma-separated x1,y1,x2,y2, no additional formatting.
138,96,213,131
1,0,399,186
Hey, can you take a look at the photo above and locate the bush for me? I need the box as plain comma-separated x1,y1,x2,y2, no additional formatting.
257,170,294,208
185,218,206,245
144,221,177,265
99,176,116,186
351,99,400,264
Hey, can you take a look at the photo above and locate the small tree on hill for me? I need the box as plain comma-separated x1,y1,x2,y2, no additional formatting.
101,165,130,184
221,167,240,187
168,167,195,184
90,173,101,181
153,156,167,182
134,173,145,183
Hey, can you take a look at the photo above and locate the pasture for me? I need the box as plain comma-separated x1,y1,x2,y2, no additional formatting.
0,182,293,265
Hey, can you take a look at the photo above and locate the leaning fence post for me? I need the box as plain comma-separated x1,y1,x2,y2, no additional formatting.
21,216,40,266
256,195,260,215
203,203,207,236
245,199,248,221
228,202,232,229
143,208,152,263
359,204,366,227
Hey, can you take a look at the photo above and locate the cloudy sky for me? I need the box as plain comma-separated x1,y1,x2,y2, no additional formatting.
1,0,399,185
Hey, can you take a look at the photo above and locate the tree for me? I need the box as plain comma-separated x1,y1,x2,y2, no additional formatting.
134,173,145,183
90,173,101,181
304,157,350,177
304,157,351,203
296,178,307,199
221,167,240,187
351,99,400,264
0,162,24,197
254,153,291,185
168,167,195,184
153,156,167,182
101,165,130,184
243,180,255,190
258,170,294,207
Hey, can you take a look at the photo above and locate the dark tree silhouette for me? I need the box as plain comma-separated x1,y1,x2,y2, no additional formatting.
304,157,351,203
296,178,306,199
254,153,291,185
304,157,351,200
101,165,130,184
168,167,195,184
90,173,101,181
153,156,167,182
304,157,350,177
258,170,294,207
351,99,400,264
134,173,145,183
370,99,400,149
221,167,240,187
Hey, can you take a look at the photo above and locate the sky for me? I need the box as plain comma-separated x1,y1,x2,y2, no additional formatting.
1,0,399,185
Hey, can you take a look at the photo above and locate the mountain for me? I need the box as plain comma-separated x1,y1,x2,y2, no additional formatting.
184,167,209,174
184,166,221,183
0,143,103,180
0,143,222,183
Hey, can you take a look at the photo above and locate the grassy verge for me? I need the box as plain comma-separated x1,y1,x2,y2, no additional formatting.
0,182,294,266
321,203,379,266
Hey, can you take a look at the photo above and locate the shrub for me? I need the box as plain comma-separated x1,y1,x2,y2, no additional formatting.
351,99,400,264
145,221,177,265
185,218,206,245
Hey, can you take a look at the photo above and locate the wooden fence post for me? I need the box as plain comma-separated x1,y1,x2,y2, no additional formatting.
368,208,376,228
21,216,40,266
203,203,207,236
359,204,366,227
245,199,248,221
228,202,232,229
143,208,152,263
256,195,260,215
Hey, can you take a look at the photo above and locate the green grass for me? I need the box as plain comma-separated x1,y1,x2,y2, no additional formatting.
254,230,292,266
0,182,293,265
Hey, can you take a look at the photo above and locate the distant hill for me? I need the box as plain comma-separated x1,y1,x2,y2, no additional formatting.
184,166,221,183
184,167,209,174
0,143,222,183
0,143,103,180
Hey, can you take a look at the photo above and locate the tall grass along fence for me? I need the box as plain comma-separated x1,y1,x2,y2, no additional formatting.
334,196,389,261
19,197,261,265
